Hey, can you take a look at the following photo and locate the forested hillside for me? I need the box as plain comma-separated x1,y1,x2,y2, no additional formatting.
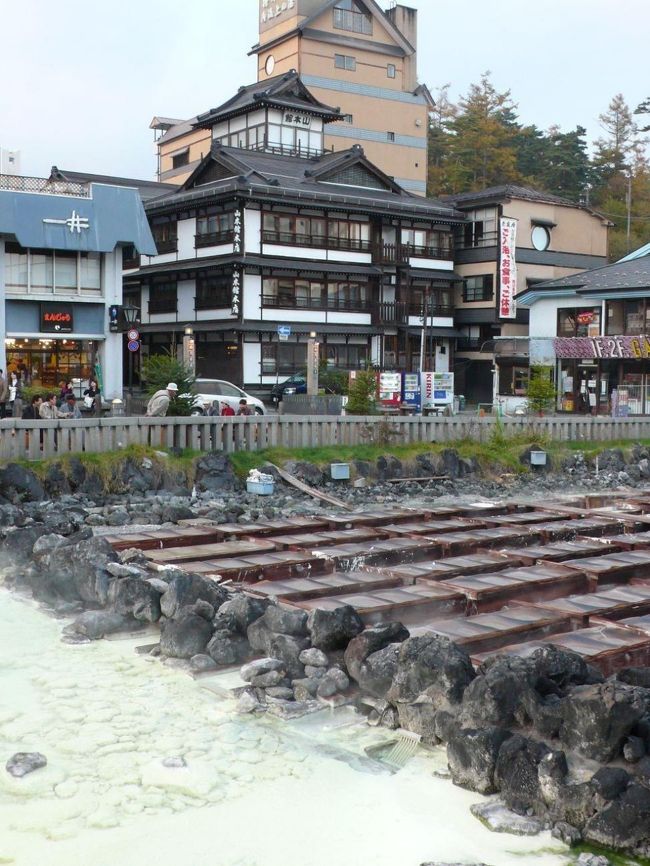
427,74,650,261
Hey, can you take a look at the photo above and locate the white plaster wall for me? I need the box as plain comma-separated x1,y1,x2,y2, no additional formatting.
261,309,327,323
243,342,261,382
371,335,382,365
101,250,123,398
244,274,262,320
140,285,150,324
177,219,196,261
263,243,327,261
409,258,454,271
176,280,195,321
196,308,234,322
141,252,177,266
326,250,372,264
435,343,450,373
244,210,261,254
528,293,582,338
327,312,371,325
196,242,234,259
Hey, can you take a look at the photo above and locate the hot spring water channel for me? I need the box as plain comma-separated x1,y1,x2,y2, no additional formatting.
0,588,618,866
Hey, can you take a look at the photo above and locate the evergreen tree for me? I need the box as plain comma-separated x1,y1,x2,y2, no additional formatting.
543,126,592,201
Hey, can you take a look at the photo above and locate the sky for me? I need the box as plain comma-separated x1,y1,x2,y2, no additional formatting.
1,0,648,180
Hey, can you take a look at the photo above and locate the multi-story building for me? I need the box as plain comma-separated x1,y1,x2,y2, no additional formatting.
152,1,432,195
442,185,611,407
517,251,650,415
126,72,463,388
0,171,155,397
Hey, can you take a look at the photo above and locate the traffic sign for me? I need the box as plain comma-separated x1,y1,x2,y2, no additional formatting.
127,340,140,353
127,328,140,341
277,324,291,342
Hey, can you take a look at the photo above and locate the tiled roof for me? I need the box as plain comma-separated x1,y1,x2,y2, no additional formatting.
443,184,581,208
530,254,650,294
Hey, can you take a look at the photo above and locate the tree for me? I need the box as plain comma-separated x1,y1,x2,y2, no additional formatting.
543,126,592,201
635,96,650,132
141,350,196,416
346,370,377,415
427,84,457,196
592,94,641,196
526,366,556,415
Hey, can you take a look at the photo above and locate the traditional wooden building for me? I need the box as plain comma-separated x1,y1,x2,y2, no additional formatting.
126,72,463,387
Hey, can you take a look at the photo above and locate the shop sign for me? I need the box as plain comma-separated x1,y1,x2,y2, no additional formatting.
260,0,295,24
498,217,517,319
40,303,74,333
283,113,312,128
43,209,90,234
554,335,650,359
576,311,594,325
231,266,241,317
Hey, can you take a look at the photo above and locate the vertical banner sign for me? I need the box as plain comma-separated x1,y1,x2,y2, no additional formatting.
499,217,517,319
233,208,242,253
231,265,241,317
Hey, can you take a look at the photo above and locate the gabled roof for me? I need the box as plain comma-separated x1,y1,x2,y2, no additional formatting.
618,241,650,262
444,184,580,208
193,70,341,130
53,168,176,202
250,0,415,58
148,142,465,222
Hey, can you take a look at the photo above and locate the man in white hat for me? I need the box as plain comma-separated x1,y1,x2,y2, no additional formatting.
145,382,178,417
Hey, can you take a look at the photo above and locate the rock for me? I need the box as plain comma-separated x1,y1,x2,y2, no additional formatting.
265,698,321,720
240,658,285,682
447,727,512,795
307,605,364,651
105,561,148,578
190,654,218,672
160,504,195,523
344,622,409,682
304,665,326,679
190,600,215,621
215,594,269,634
1,525,48,562
162,756,187,768
595,448,626,471
64,610,143,640
591,766,631,801
266,686,294,700
356,644,401,698
376,455,402,480
396,701,439,744
250,670,286,688
299,647,329,667
617,667,650,689
194,453,238,494
439,449,461,479
107,509,130,526
160,574,228,620
6,752,47,777
559,681,650,762
206,631,250,666
0,464,45,502
269,633,309,679
494,734,550,814
159,613,213,659
293,678,320,701
584,783,650,856
470,799,543,835
108,577,162,622
623,735,646,763
387,634,475,706
576,854,611,866
237,688,264,714
262,605,308,637
551,822,582,846
284,461,324,486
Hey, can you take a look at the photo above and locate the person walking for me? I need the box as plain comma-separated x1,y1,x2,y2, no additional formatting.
83,378,101,415
145,382,178,417
0,370,8,419
9,372,22,418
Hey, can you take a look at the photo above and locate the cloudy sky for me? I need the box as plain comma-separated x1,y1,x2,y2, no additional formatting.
1,0,648,180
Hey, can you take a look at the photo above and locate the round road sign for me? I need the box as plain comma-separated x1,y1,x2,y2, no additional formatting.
127,328,140,341
127,340,140,353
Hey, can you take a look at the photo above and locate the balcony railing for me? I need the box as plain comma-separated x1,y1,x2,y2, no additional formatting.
153,238,178,255
372,301,454,325
195,294,231,311
262,230,371,252
195,230,234,249
149,297,177,315
408,244,454,261
0,173,90,197
372,242,410,264
262,295,370,313
455,230,500,250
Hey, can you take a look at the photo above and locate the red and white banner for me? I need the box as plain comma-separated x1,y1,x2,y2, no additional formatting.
499,217,517,319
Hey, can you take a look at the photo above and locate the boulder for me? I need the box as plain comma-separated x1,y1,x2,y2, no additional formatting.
262,605,308,637
284,461,324,486
439,449,461,479
344,622,409,682
214,594,269,634
64,610,143,640
623,735,646,763
551,822,582,847
494,734,550,814
108,577,162,622
470,799,543,835
376,455,402,480
251,670,286,688
269,633,309,679
159,613,213,659
194,453,238,493
356,644,402,698
0,464,44,503
396,700,439,745
160,504,195,524
447,727,512,795
160,574,228,620
299,647,328,667
1,525,48,562
307,605,364,651
240,658,285,682
293,678,320,701
584,782,650,857
591,767,631,801
461,661,535,729
617,667,650,689
559,681,650,762
387,634,475,706
206,630,250,666
190,654,217,673
6,752,47,777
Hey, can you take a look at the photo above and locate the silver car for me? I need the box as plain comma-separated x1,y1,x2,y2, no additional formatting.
191,378,266,416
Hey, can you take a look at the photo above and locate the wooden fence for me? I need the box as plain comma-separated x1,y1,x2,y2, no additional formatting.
2,415,650,462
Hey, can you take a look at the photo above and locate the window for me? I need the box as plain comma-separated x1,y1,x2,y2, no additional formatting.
79,253,101,292
558,308,601,338
531,225,551,251
606,300,650,336
171,150,189,170
151,218,177,254
401,284,452,317
387,131,395,142
499,363,529,397
262,341,368,375
262,212,326,246
195,274,231,310
334,54,356,71
262,277,368,310
148,280,177,315
387,64,396,79
461,208,498,248
327,218,370,251
5,242,28,290
401,227,454,258
333,1,372,34
463,275,494,302
4,242,102,296
196,209,235,247
122,244,139,269
341,114,354,124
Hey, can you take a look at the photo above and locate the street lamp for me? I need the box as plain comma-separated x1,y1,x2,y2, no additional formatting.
121,304,140,396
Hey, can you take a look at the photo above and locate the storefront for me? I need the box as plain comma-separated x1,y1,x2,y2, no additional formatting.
5,338,97,389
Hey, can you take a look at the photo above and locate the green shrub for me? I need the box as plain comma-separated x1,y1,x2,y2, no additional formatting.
346,370,377,415
526,366,557,414
141,351,196,416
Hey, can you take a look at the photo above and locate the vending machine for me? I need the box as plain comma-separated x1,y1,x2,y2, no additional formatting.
421,372,455,414
378,371,402,410
401,372,422,413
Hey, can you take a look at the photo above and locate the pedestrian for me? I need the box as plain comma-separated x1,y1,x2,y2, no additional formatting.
62,395,82,419
83,378,101,414
39,393,68,420
59,381,74,404
221,401,235,417
9,372,22,418
207,400,221,417
145,382,178,417
22,394,43,420
236,398,253,416
0,369,8,419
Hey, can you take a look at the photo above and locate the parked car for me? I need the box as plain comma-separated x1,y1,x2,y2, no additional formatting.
191,379,266,415
270,373,307,404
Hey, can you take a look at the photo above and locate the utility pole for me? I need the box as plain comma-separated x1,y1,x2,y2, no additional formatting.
626,172,633,253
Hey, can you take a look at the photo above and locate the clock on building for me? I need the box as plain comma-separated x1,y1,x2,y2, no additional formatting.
265,55,276,75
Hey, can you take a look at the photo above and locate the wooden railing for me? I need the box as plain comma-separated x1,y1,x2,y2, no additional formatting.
3,415,650,461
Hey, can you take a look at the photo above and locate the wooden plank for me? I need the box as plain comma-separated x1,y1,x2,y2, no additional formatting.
145,539,277,563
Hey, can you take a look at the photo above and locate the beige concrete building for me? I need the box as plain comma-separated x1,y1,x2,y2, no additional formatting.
443,185,612,407
152,1,431,194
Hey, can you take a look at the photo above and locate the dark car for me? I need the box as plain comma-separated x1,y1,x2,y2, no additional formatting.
270,374,307,404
